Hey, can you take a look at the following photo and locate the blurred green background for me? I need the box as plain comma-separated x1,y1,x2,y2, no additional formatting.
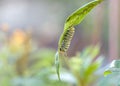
0,0,120,86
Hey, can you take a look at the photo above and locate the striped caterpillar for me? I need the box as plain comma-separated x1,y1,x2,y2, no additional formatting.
59,27,75,54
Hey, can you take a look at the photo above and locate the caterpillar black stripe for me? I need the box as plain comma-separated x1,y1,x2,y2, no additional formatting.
59,27,75,52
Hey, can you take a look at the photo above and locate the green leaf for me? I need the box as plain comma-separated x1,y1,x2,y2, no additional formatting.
104,70,112,77
64,0,104,30
104,60,120,77
84,57,103,78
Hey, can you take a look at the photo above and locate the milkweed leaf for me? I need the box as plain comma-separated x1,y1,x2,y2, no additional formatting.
64,0,103,30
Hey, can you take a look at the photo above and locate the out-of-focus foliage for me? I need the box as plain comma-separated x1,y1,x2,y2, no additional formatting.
0,28,104,86
0,29,68,86
1,27,119,86
68,45,103,86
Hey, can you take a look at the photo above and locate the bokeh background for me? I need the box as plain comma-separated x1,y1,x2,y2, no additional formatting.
0,0,120,86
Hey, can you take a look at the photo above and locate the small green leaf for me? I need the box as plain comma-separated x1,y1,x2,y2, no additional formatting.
64,0,104,30
104,70,112,77
104,60,120,77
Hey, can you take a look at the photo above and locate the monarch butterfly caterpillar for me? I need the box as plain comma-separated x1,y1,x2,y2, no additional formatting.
59,27,75,53
55,0,104,80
